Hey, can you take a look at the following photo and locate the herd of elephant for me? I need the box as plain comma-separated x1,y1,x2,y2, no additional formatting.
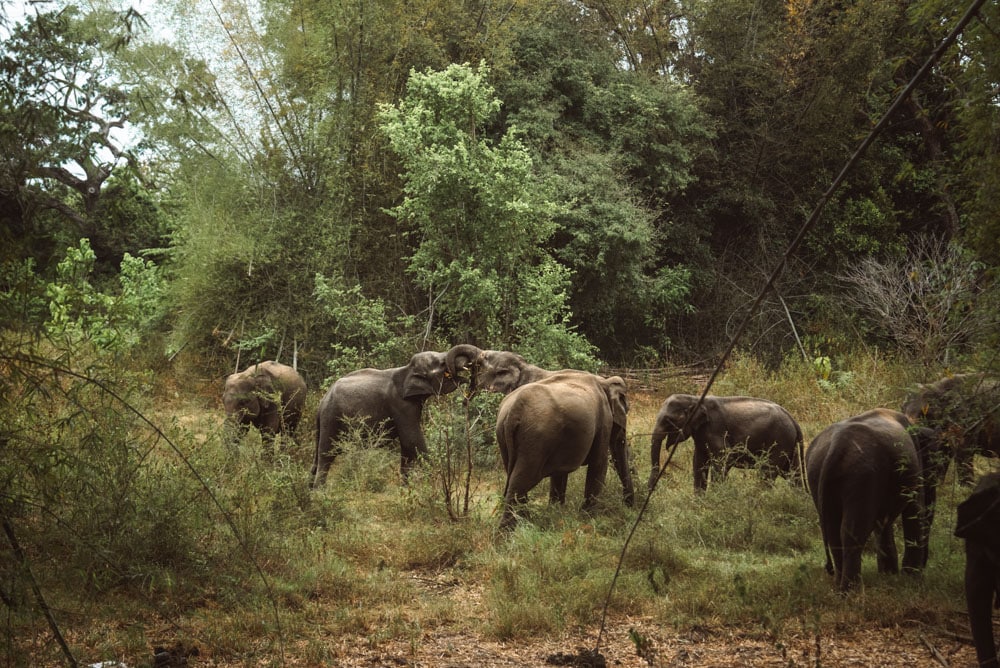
223,349,1000,667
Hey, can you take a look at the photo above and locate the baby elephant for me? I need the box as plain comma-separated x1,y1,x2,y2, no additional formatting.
955,472,1000,668
495,372,633,530
223,361,307,443
806,408,948,591
649,394,803,492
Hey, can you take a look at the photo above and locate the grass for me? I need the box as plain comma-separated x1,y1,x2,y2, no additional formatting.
0,349,988,666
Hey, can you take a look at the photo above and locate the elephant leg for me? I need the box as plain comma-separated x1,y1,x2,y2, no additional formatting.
899,497,926,574
692,443,710,491
610,441,635,507
549,474,568,505
649,434,665,492
398,428,429,481
875,521,900,574
816,506,838,577
839,511,876,591
956,446,977,487
582,460,608,511
311,421,343,488
501,469,543,530
501,490,532,531
817,501,842,579
965,541,1000,668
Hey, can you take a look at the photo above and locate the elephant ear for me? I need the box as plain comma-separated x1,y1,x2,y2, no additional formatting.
401,353,445,398
251,370,277,405
675,396,707,432
604,376,629,431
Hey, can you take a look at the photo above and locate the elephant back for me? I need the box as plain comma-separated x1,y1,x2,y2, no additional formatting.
956,473,1000,546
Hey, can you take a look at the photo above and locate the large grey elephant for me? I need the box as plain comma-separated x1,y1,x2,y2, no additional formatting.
222,360,307,442
955,472,1000,668
310,345,480,487
902,372,1000,486
648,394,803,492
805,408,949,591
495,371,634,529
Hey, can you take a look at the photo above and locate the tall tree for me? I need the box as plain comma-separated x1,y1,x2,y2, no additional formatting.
379,62,594,364
0,5,159,273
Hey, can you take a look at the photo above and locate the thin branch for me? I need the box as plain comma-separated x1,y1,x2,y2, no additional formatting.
2,517,78,668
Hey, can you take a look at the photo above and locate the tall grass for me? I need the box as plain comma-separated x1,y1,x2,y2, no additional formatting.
1,350,987,666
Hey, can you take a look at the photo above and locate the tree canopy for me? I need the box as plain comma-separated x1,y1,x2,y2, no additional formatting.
2,0,998,374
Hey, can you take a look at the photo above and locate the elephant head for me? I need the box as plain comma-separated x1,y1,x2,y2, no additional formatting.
223,371,269,424
222,361,307,439
469,349,554,394
903,373,1000,486
654,394,705,446
604,376,634,506
401,350,464,398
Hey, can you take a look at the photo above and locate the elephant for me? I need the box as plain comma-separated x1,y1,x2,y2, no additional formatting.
805,408,949,591
310,345,480,487
902,373,1000,486
955,472,1000,668
494,371,634,529
222,361,307,443
648,394,804,492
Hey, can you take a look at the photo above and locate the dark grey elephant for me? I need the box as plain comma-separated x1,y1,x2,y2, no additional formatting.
955,472,1000,668
902,373,1000,486
495,371,633,530
222,361,307,442
310,345,480,487
805,408,949,591
648,394,803,492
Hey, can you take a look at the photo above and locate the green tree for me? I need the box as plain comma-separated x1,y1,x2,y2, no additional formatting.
493,3,708,360
379,62,593,364
0,5,158,276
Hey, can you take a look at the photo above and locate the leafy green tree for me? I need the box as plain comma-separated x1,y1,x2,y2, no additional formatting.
493,3,708,360
0,6,154,274
379,62,594,365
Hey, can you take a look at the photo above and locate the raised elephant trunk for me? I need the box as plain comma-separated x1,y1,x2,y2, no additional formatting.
444,344,483,387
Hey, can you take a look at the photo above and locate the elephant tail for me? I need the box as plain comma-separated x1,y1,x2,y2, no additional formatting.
496,411,520,498
794,422,807,490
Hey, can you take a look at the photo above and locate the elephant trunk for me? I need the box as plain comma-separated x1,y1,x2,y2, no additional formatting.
445,344,483,387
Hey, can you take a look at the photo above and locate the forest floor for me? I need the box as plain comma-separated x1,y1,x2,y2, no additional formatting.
273,616,979,667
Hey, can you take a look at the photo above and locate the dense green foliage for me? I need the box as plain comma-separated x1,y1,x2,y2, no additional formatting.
2,0,997,374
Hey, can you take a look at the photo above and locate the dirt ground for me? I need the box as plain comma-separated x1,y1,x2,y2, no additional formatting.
312,617,981,667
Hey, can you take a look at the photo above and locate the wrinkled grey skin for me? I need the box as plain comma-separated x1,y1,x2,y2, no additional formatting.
649,394,803,492
955,472,1000,668
495,371,633,530
805,408,949,591
223,361,307,442
902,373,1000,486
311,345,480,487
